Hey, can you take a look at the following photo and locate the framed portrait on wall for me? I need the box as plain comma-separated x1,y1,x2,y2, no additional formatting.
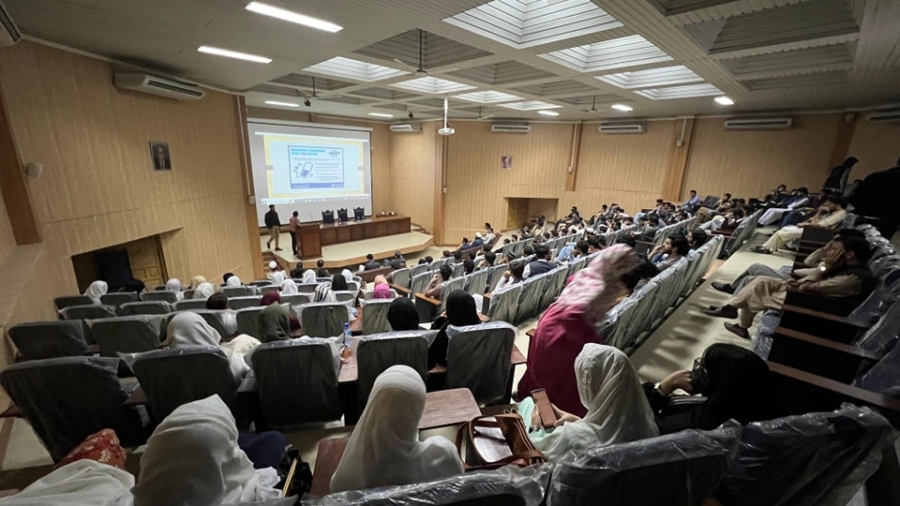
149,142,171,170
501,156,512,170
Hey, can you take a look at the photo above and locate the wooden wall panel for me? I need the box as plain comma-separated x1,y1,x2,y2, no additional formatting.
444,122,571,242
846,120,900,181
683,115,843,200
389,121,437,232
0,189,13,265
0,41,256,333
568,120,676,215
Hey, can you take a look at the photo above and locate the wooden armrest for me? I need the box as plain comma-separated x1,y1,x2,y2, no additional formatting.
710,230,734,237
767,361,900,416
775,328,879,359
784,288,860,317
415,293,440,306
429,364,447,374
781,304,867,326
525,328,536,338
391,284,411,295
769,328,880,383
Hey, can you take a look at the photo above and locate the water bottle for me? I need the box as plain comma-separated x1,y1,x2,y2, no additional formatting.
343,322,352,347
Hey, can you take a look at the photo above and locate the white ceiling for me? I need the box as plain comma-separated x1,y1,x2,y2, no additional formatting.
6,0,900,121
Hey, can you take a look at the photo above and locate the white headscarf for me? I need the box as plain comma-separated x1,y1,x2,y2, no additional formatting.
341,269,353,284
226,276,242,288
162,313,249,381
193,282,215,299
281,279,299,295
271,271,286,285
132,395,281,506
84,281,108,304
0,460,133,506
314,283,336,303
330,366,463,493
190,276,207,289
165,278,182,292
300,269,316,284
534,344,659,458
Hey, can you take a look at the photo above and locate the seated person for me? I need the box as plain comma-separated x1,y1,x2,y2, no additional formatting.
290,263,304,279
517,246,638,417
163,312,259,382
382,250,406,269
524,245,557,278
205,293,237,336
758,187,809,225
193,282,216,300
681,189,702,214
428,291,482,369
643,344,774,434
695,193,731,223
483,223,496,245
452,250,463,263
716,208,745,234
648,234,689,271
556,240,589,263
456,237,470,251
387,298,420,331
330,366,463,493
360,253,381,271
687,228,709,251
424,265,453,299
516,344,658,459
469,233,485,250
316,259,329,278
463,259,475,275
752,196,847,254
476,250,497,269
763,184,789,205
493,259,526,293
706,235,874,338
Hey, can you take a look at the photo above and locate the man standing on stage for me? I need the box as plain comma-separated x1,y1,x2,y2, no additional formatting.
265,204,282,251
289,210,301,258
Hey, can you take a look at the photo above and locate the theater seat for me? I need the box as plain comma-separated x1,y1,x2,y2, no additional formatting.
8,320,90,361
299,302,350,338
357,330,430,409
54,295,94,311
360,299,393,335
118,301,172,316
446,322,515,405
60,304,117,321
88,315,166,357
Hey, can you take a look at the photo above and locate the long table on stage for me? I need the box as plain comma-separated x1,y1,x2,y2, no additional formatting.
297,215,411,259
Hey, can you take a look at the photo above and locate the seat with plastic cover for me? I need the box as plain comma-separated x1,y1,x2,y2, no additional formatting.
174,299,208,311
8,320,89,361
223,286,255,298
515,275,547,324
54,295,94,311
356,330,430,409
360,299,393,335
488,284,522,325
140,291,177,304
445,322,515,405
0,357,146,461
227,295,263,310
250,338,342,428
236,306,266,338
60,304,117,321
299,302,350,338
88,315,165,357
118,301,171,316
99,292,138,308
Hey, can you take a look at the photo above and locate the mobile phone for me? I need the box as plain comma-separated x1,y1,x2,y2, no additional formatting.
531,389,557,429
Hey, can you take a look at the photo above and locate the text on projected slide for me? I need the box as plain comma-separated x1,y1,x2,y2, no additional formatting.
289,146,345,189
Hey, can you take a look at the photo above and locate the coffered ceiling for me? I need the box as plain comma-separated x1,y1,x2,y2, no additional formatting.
6,0,900,121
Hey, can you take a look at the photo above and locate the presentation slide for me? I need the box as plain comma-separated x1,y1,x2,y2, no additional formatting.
247,119,373,225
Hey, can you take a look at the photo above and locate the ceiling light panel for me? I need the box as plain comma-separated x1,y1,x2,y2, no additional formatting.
539,35,673,73
596,65,704,89
389,77,476,94
245,2,342,32
453,91,523,103
303,57,408,82
197,46,272,63
634,83,723,100
445,0,622,49
499,100,562,111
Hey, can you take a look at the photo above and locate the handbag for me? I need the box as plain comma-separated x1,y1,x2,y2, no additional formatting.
456,414,546,471
277,445,312,497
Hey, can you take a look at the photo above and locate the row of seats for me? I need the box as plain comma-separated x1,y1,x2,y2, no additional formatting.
719,209,763,258
309,405,894,506
650,215,699,248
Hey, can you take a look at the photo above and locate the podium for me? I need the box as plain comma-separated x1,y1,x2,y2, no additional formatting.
297,223,322,258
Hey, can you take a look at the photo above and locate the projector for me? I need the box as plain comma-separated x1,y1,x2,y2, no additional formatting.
438,127,455,136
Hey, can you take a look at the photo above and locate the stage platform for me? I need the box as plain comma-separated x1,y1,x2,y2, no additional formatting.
260,231,434,270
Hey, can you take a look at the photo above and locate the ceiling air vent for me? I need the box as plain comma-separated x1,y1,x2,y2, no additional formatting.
491,123,530,133
114,73,205,101
599,122,646,134
389,123,421,133
724,117,793,130
867,107,900,124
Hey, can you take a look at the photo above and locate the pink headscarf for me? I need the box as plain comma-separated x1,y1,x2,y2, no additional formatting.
555,244,639,325
373,283,392,299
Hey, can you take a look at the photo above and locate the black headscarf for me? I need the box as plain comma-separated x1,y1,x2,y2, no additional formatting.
428,290,481,368
332,274,349,291
258,304,291,343
387,298,420,331
658,344,772,434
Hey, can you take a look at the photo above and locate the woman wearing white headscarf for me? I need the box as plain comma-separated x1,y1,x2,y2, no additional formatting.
0,459,133,506
281,279,299,295
191,276,207,290
163,312,258,381
313,283,337,303
517,343,659,459
302,269,317,284
84,281,108,304
133,395,282,506
226,276,243,288
341,269,353,285
193,282,216,299
330,366,463,493
271,270,286,286
165,278,184,300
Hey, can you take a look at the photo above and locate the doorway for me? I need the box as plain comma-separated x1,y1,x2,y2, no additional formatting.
72,235,167,292
505,198,559,231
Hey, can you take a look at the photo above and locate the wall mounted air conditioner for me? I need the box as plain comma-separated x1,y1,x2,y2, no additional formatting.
724,117,792,130
114,73,205,101
491,123,530,133
0,0,21,47
867,107,900,123
599,122,646,134
389,123,421,133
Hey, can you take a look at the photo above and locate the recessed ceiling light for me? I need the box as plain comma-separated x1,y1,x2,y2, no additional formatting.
611,104,633,112
265,100,300,108
537,110,559,116
245,2,343,32
197,46,272,64
368,112,394,118
715,96,735,106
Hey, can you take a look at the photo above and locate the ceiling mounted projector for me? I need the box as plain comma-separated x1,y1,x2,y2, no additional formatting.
438,127,455,135
438,97,455,136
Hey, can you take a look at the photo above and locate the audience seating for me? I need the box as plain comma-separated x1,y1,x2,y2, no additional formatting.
487,284,523,324
717,209,762,258
259,285,280,295
547,422,741,506
0,357,147,461
60,304,117,321
88,315,165,358
332,290,357,305
131,346,239,425
515,275,547,325
174,298,207,311
54,295,94,311
140,291,178,304
190,309,233,341
182,289,195,299
223,286,255,298
227,295,262,310
445,322,516,405
250,339,342,428
99,292,138,308
279,293,311,306
236,306,265,338
360,299,393,335
7,321,89,361
296,283,321,294
298,302,349,337
391,267,411,289
118,301,172,316
248,280,271,288
361,288,399,300
463,268,490,297
356,331,430,410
